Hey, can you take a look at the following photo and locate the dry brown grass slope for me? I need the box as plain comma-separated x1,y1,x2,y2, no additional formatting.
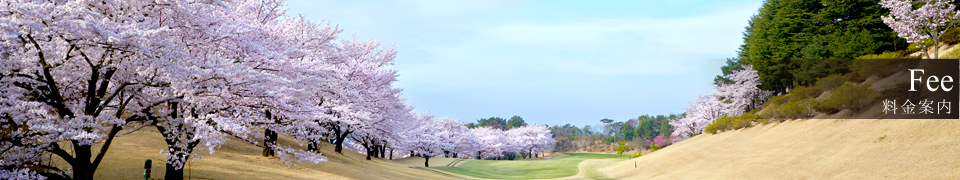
599,118,960,179
594,56,960,179
92,127,458,180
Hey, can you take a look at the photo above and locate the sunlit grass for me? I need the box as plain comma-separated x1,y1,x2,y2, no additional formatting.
431,152,626,179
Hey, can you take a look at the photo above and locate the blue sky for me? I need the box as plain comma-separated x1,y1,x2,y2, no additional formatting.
285,0,763,128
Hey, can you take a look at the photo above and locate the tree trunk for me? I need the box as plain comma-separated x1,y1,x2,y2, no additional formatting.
71,144,95,180
307,141,319,152
424,156,430,167
389,149,394,160
333,129,350,154
263,110,278,157
262,129,277,157
165,162,184,180
933,31,941,59
380,145,386,158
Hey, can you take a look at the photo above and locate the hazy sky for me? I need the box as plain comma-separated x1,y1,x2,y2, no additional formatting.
285,0,763,127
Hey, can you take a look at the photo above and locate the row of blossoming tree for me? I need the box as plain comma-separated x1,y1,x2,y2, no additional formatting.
0,0,553,179
382,116,555,167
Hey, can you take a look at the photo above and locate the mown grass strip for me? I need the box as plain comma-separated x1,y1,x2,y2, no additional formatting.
430,152,624,179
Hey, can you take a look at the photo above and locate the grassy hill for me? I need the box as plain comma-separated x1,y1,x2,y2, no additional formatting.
596,118,960,179
93,127,458,180
94,127,634,180
590,54,960,179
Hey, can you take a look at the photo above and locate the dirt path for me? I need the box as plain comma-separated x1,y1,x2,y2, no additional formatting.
547,158,623,180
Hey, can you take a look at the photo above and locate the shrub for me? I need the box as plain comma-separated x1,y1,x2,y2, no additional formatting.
850,59,897,79
775,74,843,106
854,51,902,60
770,86,814,106
616,142,627,157
880,83,922,101
940,27,960,45
631,151,642,158
788,86,812,102
811,74,846,94
778,99,817,119
704,121,721,134
705,112,761,134
649,144,660,152
763,99,816,121
905,42,930,55
813,83,878,114
769,95,789,105
851,51,919,81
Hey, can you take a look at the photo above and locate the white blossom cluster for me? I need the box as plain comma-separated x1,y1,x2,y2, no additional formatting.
670,65,770,141
0,0,550,179
880,0,960,58
347,114,555,162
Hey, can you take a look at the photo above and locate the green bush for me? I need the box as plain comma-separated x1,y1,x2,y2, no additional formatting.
880,83,921,101
631,151,642,158
940,27,960,45
857,58,914,80
616,142,627,157
768,95,789,105
788,86,813,102
813,83,878,114
905,42,930,55
704,121,721,134
778,99,817,119
649,144,660,152
769,86,815,106
811,74,846,93
705,112,761,134
850,59,901,79
773,73,844,106
763,98,816,121
854,51,902,59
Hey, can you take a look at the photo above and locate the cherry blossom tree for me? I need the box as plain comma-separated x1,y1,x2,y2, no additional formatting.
248,10,342,160
471,127,517,159
527,125,556,158
881,0,960,59
0,0,334,179
1,0,555,179
317,37,400,155
132,1,343,178
404,114,446,167
430,118,476,158
671,65,768,142
643,135,667,147
348,97,411,160
0,1,171,179
670,94,723,141
506,125,555,159
715,65,771,116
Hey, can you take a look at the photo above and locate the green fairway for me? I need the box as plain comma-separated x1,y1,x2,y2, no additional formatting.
431,152,628,179
559,152,629,159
